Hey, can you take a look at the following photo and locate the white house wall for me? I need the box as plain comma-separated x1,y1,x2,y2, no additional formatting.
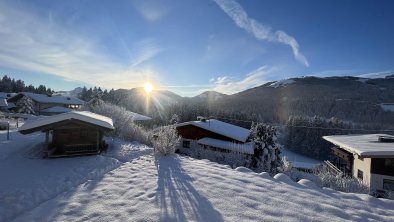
353,156,371,187
370,174,394,192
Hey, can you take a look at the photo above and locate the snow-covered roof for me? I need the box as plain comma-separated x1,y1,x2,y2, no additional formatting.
380,103,394,112
197,137,254,154
0,99,7,107
323,134,394,157
41,106,72,113
0,92,17,99
176,119,250,142
19,111,114,133
10,92,84,105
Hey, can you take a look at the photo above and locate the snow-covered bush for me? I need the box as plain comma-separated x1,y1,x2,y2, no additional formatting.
81,102,150,144
152,125,181,155
315,168,369,194
169,114,180,124
281,157,319,182
249,122,282,174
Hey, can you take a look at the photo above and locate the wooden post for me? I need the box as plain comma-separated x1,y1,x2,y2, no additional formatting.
7,121,10,140
96,130,100,150
44,131,49,157
16,118,19,128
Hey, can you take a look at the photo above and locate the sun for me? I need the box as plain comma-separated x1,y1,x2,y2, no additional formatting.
143,82,154,95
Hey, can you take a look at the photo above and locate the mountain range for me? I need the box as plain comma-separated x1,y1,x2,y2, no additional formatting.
67,74,394,126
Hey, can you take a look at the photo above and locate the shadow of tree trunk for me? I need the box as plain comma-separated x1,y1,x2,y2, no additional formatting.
155,155,223,221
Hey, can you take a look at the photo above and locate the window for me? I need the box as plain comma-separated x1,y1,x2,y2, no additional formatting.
183,141,190,148
357,169,364,180
383,179,394,191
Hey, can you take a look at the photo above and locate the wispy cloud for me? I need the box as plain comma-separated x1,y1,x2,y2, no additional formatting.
213,0,309,67
211,65,277,94
0,2,161,89
132,0,168,22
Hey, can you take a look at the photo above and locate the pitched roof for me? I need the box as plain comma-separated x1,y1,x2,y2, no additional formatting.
323,134,394,157
176,119,250,142
19,111,114,134
9,92,84,105
0,92,17,99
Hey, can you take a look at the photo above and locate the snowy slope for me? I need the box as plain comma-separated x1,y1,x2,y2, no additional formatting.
281,148,322,169
0,132,152,221
12,155,394,221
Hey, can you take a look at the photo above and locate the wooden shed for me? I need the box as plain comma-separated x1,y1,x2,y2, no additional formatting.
19,111,114,158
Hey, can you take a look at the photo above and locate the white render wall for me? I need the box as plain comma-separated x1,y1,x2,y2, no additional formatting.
370,174,394,192
352,156,371,187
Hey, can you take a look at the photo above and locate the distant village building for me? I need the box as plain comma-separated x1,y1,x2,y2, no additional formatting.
380,103,394,112
19,111,114,158
323,134,394,195
7,92,84,114
175,117,254,155
0,99,8,112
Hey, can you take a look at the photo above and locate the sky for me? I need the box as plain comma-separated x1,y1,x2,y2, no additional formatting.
0,0,394,96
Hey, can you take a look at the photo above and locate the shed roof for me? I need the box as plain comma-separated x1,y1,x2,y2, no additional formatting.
323,134,394,157
19,111,114,134
176,119,250,142
9,92,84,105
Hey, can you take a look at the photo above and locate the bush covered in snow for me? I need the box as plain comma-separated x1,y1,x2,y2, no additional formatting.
152,125,181,155
316,169,369,194
81,102,150,144
282,160,369,194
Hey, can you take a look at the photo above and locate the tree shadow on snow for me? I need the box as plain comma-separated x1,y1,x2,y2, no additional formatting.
155,155,223,222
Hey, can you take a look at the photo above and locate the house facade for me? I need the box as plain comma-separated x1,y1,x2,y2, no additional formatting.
175,118,254,155
7,92,84,115
323,134,394,195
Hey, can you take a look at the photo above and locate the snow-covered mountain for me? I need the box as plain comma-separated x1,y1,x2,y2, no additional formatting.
55,87,83,98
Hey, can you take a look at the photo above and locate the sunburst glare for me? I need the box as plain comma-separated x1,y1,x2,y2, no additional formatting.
143,82,154,95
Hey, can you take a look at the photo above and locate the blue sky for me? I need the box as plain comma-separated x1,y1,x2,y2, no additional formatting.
0,0,393,96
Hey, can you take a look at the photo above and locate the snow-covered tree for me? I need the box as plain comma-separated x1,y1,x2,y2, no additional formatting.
81,102,150,144
87,87,104,108
169,114,180,124
248,122,282,174
16,96,35,114
153,125,181,155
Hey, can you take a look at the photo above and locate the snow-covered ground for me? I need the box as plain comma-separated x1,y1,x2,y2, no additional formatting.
281,148,322,169
1,132,394,221
0,131,151,221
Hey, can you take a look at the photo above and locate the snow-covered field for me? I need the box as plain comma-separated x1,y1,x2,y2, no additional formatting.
1,132,394,221
281,148,321,169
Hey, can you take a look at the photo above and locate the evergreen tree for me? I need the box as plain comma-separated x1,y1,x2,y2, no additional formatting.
16,96,35,114
248,122,282,174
